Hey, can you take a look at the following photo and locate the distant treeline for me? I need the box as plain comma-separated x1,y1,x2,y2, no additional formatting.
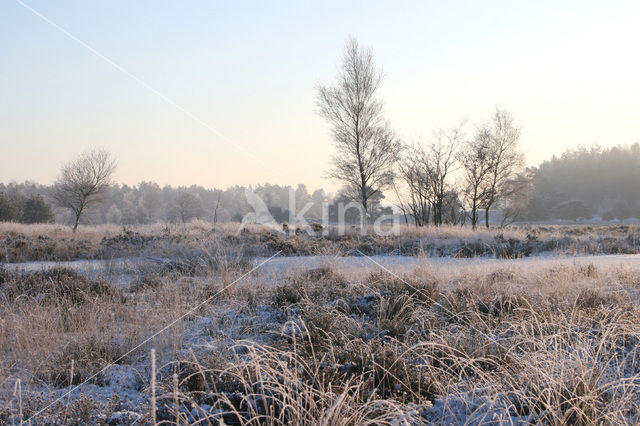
1,143,639,225
524,143,640,221
0,185,54,224
0,182,391,226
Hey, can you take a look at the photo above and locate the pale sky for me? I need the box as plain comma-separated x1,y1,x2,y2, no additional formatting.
1,1,639,192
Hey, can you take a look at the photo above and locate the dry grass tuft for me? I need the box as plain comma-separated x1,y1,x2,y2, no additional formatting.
2,223,640,423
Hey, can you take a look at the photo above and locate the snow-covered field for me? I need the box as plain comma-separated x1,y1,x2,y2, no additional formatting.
2,224,640,424
255,252,640,276
5,251,640,287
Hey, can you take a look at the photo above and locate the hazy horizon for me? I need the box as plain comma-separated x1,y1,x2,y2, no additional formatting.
2,1,640,190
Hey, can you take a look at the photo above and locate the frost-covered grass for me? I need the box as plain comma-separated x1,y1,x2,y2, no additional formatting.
1,221,640,262
1,252,640,424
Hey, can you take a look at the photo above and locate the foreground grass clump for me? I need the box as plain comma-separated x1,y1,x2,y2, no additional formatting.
1,251,640,424
139,266,640,425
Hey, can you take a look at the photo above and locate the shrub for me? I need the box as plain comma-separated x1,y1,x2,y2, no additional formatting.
129,273,163,292
0,267,116,305
21,195,54,224
367,271,438,305
272,281,305,307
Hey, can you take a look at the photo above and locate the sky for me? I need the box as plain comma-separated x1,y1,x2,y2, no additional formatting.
1,0,640,192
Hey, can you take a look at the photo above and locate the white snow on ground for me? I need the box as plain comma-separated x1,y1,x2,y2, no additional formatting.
4,253,640,287
254,253,640,283
3,252,640,423
0,257,157,286
5,364,147,425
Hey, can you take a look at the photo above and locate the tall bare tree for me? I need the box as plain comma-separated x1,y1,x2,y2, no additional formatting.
458,128,493,230
482,108,525,228
51,149,116,232
423,122,465,226
397,154,432,226
317,37,401,221
397,121,463,227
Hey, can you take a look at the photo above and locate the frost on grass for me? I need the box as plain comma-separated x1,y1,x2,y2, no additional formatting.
3,222,640,262
1,226,640,424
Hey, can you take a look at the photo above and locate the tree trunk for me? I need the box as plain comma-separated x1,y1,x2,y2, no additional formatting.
485,207,490,229
471,198,477,230
72,213,81,233
361,197,368,226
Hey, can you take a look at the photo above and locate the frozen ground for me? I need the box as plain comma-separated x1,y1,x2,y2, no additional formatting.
4,252,640,287
255,252,640,275
0,257,162,286
3,230,640,424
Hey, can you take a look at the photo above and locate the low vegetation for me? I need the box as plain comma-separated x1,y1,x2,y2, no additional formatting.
1,224,640,424
1,221,640,263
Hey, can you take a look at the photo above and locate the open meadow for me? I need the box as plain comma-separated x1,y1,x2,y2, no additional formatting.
1,223,640,424
4,2,640,423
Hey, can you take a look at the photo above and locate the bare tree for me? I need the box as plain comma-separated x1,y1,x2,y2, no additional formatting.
458,128,493,230
391,181,411,225
497,169,534,226
397,154,432,226
482,108,525,228
317,37,401,221
441,189,465,225
422,122,465,226
51,149,117,232
169,191,204,224
397,121,463,227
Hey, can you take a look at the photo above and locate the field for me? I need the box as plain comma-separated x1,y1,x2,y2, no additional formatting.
2,221,640,263
1,222,640,424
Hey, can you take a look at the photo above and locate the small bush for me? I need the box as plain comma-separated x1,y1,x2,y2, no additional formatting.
129,273,163,292
575,288,609,310
376,294,415,338
0,267,116,305
272,281,305,307
38,334,128,387
367,271,438,305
